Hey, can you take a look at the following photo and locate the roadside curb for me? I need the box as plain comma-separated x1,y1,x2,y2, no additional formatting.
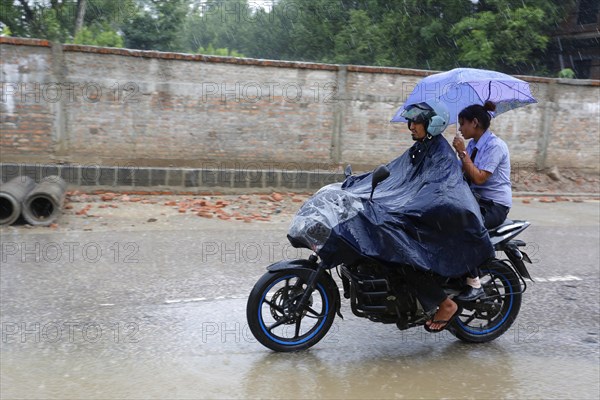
2,164,598,198
1,163,344,192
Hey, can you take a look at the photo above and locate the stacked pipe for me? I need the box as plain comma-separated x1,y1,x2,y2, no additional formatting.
0,176,36,226
0,175,67,226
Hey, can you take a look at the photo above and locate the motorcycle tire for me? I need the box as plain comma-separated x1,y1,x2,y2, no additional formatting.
246,269,337,352
450,260,522,343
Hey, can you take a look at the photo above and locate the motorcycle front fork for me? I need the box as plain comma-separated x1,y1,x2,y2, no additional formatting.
295,254,324,314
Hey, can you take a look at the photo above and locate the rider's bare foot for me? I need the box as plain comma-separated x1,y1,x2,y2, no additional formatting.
425,297,458,332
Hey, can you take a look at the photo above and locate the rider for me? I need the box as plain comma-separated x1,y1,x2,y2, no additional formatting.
396,100,462,332
452,101,512,301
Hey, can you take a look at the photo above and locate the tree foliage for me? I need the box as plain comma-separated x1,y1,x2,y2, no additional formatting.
121,0,188,52
0,0,581,76
73,24,123,47
198,44,244,57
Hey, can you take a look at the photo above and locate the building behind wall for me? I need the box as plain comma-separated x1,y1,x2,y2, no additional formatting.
550,0,600,79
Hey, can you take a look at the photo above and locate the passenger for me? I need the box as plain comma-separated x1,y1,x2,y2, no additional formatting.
452,101,512,301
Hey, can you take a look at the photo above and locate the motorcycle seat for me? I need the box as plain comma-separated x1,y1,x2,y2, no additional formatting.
488,219,524,236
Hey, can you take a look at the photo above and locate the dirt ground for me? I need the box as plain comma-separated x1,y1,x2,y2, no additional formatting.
510,167,599,194
60,191,310,230
3,167,598,233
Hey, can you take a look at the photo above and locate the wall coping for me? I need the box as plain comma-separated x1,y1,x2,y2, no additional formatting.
4,36,600,86
0,36,50,47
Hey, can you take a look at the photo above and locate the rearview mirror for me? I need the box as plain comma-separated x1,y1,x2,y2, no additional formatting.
344,164,353,178
370,165,390,201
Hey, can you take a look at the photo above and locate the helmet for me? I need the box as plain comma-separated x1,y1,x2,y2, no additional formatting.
391,98,449,136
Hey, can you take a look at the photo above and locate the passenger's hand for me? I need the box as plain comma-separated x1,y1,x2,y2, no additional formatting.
452,136,466,152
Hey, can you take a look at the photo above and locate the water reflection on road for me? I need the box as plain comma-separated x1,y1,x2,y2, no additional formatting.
2,298,598,399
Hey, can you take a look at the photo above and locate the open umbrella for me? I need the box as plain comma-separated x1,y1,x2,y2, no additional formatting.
391,67,537,124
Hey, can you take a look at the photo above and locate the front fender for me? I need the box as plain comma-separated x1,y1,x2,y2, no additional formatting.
266,258,342,319
266,258,319,272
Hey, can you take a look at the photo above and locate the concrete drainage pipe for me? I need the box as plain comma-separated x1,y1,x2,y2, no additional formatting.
22,176,68,226
0,176,36,226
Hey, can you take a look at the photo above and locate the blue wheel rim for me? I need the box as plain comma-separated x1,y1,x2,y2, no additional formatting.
258,274,330,346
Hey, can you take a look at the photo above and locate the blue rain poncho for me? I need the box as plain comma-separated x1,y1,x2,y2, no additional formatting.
288,135,494,277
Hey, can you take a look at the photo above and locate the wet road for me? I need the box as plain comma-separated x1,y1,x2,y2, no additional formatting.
1,199,599,399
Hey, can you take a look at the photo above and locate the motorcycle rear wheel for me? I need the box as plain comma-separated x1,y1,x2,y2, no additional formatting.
246,269,337,352
451,261,522,343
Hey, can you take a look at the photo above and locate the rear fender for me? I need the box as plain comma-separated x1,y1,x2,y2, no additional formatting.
503,244,533,281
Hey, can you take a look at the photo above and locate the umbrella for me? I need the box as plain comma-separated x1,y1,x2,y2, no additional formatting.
391,67,537,124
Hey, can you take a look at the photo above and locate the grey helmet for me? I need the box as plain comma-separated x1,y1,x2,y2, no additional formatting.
393,98,450,136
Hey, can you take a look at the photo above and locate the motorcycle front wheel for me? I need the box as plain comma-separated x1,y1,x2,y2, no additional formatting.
246,269,337,352
451,260,522,343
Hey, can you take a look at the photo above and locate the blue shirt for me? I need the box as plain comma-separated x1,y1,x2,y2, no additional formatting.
466,130,512,208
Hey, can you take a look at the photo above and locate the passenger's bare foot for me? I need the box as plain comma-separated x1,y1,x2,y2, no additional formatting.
425,298,458,332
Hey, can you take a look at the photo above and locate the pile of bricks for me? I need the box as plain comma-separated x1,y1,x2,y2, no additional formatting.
65,191,310,223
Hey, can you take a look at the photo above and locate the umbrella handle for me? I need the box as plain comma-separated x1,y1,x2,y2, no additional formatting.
455,111,461,136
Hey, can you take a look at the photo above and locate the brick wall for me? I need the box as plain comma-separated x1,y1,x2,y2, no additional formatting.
0,40,56,158
1,37,599,174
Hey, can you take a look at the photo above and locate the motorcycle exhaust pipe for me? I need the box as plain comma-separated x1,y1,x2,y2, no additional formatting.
22,175,67,226
0,176,36,226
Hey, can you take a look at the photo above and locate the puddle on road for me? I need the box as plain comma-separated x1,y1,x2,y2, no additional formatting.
2,341,598,399
2,298,598,399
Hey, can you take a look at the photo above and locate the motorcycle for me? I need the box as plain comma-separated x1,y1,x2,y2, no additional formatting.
246,166,533,352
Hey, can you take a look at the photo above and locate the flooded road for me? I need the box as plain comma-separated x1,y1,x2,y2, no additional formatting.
1,199,599,399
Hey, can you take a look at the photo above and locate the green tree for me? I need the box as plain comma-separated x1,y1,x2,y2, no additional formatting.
0,23,11,36
376,0,472,70
452,6,548,73
73,24,123,47
121,0,188,51
182,0,259,58
198,43,244,57
558,68,576,79
451,0,578,75
242,0,471,69
0,0,76,41
0,0,21,36
0,0,133,45
281,0,350,63
332,9,390,65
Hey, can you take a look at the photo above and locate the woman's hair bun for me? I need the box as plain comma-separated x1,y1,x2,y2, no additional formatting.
483,100,497,112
